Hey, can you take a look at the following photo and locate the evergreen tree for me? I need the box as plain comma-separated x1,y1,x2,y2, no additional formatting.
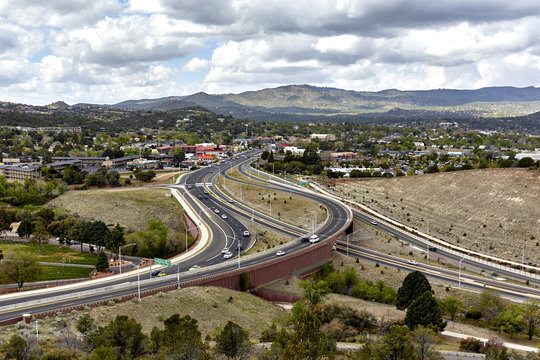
156,314,210,360
396,271,432,310
405,291,447,332
215,321,251,359
17,216,34,240
96,251,109,272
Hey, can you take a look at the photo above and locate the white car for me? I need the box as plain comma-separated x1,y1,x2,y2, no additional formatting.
214,208,220,214
243,231,250,237
408,260,419,266
221,214,228,219
370,220,378,225
221,247,228,254
276,250,286,256
223,251,233,259
309,234,319,243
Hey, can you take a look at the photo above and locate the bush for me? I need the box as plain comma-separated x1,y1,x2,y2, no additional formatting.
459,337,483,353
465,307,482,320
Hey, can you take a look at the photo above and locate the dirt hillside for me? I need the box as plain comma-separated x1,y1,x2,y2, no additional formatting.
330,168,540,265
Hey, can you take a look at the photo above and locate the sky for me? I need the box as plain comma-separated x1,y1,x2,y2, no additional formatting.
1,0,540,105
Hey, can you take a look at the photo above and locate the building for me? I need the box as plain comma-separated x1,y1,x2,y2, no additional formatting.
102,155,140,169
125,158,161,171
52,156,106,167
310,133,336,141
0,164,41,181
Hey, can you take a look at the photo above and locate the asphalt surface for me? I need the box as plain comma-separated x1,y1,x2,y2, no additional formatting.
0,151,352,322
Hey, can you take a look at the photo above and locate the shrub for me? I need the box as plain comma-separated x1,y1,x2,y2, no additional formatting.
465,307,482,320
459,337,483,353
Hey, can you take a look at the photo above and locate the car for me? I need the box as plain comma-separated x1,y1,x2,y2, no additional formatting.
214,208,220,214
221,247,228,254
198,194,203,199
203,189,209,194
309,234,320,243
151,270,166,277
276,250,286,256
408,260,419,266
228,198,234,203
187,185,192,189
209,170,213,173
189,265,202,271
243,231,250,237
221,214,228,219
223,252,233,259
370,220,378,225
300,236,310,243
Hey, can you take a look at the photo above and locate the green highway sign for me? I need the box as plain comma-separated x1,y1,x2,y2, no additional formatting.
297,181,310,185
154,258,171,266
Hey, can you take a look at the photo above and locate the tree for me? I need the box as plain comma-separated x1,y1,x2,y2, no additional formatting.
90,315,147,359
96,251,109,272
88,221,109,253
0,208,15,233
0,252,40,290
156,314,210,360
440,295,463,321
396,271,432,310
105,224,125,254
412,326,440,360
493,303,524,338
517,156,535,168
357,325,415,360
522,299,539,340
282,305,335,359
76,313,96,341
172,150,186,167
479,289,504,324
405,291,447,332
215,321,251,359
299,279,330,305
17,216,34,240
30,219,49,255
3,334,28,360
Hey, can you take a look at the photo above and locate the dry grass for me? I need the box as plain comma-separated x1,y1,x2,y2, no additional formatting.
219,172,327,231
329,168,540,265
47,189,186,236
89,286,287,338
246,224,293,254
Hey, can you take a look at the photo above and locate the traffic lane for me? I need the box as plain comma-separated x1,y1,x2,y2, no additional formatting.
342,242,540,297
353,211,540,287
336,248,532,301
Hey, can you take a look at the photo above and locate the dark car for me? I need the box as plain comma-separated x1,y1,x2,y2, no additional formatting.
300,237,310,243
151,270,166,277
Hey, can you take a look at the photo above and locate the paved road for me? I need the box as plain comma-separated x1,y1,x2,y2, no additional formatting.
0,151,352,323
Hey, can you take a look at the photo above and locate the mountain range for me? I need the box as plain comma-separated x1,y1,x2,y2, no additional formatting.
97,85,540,122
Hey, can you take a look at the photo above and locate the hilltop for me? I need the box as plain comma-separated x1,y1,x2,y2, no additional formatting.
106,85,540,121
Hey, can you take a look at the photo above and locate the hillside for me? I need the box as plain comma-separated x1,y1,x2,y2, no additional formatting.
108,85,540,120
330,168,540,265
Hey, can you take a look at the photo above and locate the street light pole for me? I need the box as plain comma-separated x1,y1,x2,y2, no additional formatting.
177,263,181,289
119,243,135,274
458,256,465,288
137,264,141,300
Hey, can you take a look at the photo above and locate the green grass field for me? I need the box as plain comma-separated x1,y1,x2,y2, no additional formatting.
0,241,97,265
36,265,93,282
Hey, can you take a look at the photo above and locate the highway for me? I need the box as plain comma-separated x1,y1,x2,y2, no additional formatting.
0,151,352,323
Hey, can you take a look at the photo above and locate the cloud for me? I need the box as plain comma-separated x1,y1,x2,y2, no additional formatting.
183,57,209,72
1,0,540,104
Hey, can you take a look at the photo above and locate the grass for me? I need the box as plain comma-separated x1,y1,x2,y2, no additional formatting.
88,286,287,339
47,188,187,235
218,171,326,231
0,241,97,265
36,265,93,282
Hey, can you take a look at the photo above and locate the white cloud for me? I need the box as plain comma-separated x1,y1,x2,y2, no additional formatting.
1,0,540,104
183,57,209,72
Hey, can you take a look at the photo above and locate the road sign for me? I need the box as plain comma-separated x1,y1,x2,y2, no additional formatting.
154,258,171,267
297,181,309,185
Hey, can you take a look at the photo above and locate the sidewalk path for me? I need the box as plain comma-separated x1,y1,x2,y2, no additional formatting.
38,262,95,268
442,331,538,353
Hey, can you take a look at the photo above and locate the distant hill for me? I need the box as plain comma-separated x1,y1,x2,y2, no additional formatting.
107,85,540,121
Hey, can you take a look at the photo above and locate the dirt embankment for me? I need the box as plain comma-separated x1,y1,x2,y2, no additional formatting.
329,168,540,265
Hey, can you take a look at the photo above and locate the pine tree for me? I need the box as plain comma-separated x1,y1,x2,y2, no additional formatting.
396,271,432,310
96,251,109,272
405,291,447,332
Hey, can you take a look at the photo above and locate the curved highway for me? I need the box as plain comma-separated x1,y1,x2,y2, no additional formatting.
0,151,352,323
